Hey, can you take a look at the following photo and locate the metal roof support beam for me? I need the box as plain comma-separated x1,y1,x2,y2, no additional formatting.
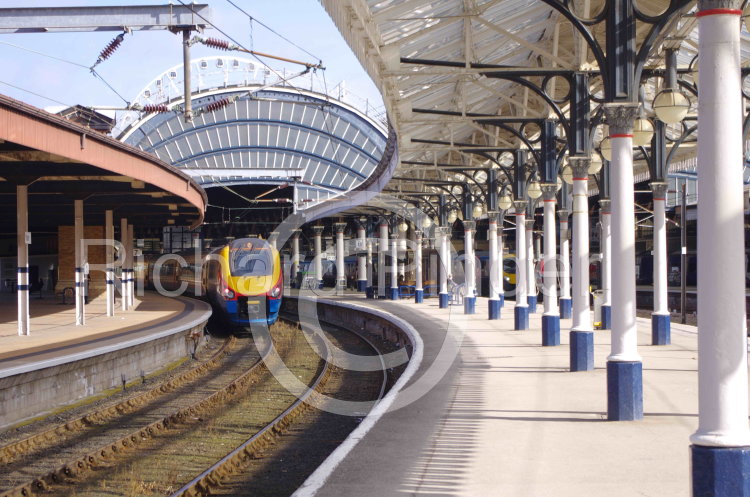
0,5,211,33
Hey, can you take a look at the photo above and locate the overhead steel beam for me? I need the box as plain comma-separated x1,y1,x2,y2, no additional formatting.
0,4,212,33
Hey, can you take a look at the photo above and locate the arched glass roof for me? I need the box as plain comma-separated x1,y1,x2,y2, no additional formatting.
118,57,388,210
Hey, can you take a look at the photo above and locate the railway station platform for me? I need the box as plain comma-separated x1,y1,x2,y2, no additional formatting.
0,292,211,428
299,295,703,497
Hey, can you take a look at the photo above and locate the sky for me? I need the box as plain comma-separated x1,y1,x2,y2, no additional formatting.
0,0,384,117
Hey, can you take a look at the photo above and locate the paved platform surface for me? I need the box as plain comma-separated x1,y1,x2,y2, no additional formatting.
0,292,210,374
311,295,707,497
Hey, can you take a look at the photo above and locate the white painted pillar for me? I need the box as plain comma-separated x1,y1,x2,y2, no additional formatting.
559,210,571,303
604,104,641,363
488,214,500,301
414,230,423,301
464,221,476,297
542,187,559,315
438,228,448,295
390,234,399,299
651,184,669,317
691,0,750,450
570,160,592,332
17,185,29,336
127,224,135,307
335,222,346,295
514,203,528,310
525,218,536,307
378,221,388,298
105,210,114,317
497,217,505,302
74,199,85,325
313,226,324,288
291,229,301,285
366,239,373,292
600,200,612,308
120,218,128,311
357,224,367,291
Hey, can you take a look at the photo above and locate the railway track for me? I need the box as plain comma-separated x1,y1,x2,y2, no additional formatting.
0,315,398,497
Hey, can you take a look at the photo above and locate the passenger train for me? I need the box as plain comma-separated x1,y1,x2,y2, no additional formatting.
146,238,282,329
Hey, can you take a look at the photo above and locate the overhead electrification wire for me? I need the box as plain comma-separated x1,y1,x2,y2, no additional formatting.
0,80,72,107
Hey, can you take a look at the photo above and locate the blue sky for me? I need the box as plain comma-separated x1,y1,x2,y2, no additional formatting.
0,0,383,114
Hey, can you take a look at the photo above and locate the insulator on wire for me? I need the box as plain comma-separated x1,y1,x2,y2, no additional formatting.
203,98,233,113
203,37,231,51
142,104,170,113
97,33,125,63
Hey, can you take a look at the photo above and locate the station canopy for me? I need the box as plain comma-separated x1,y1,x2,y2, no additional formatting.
117,56,392,219
321,0,750,205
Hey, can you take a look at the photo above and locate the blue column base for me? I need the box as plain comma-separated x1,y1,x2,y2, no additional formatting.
498,294,505,308
464,296,476,314
652,313,671,345
317,281,324,289
527,295,537,313
692,445,750,497
601,305,612,330
439,292,450,309
541,315,560,346
357,280,367,292
560,298,572,319
514,305,529,330
570,330,594,372
389,287,399,300
607,361,643,421
366,287,374,299
415,289,424,303
488,299,501,320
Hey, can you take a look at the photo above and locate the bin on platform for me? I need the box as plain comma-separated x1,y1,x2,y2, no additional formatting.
592,289,604,329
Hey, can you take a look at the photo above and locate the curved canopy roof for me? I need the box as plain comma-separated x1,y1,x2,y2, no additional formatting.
321,0,750,207
118,56,389,212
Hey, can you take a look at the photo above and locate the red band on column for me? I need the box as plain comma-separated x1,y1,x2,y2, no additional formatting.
696,8,742,17
543,199,556,203
653,197,666,201
610,133,634,138
573,177,588,181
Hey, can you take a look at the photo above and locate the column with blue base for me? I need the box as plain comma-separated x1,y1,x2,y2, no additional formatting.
365,239,374,299
438,226,451,308
558,208,572,319
463,220,476,315
487,212,501,320
377,220,388,299
513,201,528,330
525,218,537,314
600,199,613,330
390,233,399,300
651,182,671,345
414,229,424,304
357,220,367,293
604,103,643,420
334,222,347,296
569,157,594,370
312,225,325,290
691,3,750,494
541,184,560,346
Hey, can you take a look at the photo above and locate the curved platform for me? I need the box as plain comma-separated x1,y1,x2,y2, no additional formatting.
0,292,211,428
298,295,703,497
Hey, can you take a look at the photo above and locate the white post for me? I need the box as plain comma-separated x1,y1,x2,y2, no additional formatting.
17,185,29,336
497,214,505,304
105,210,114,317
313,226,324,288
120,218,128,311
378,221,388,298
541,185,560,345
291,229,301,287
127,224,135,307
559,209,572,318
488,213,501,319
604,102,642,420
463,220,476,314
357,223,367,292
650,183,670,344
366,239,373,295
569,158,593,371
335,222,346,295
438,227,450,308
525,217,537,312
414,230,424,303
691,4,750,492
600,199,613,329
514,201,528,329
74,199,85,325
390,233,399,300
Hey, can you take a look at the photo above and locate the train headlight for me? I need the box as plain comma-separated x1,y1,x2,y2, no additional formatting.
223,288,235,300
268,285,282,298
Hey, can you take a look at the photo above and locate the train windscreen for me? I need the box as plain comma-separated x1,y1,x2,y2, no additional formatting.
228,239,274,277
